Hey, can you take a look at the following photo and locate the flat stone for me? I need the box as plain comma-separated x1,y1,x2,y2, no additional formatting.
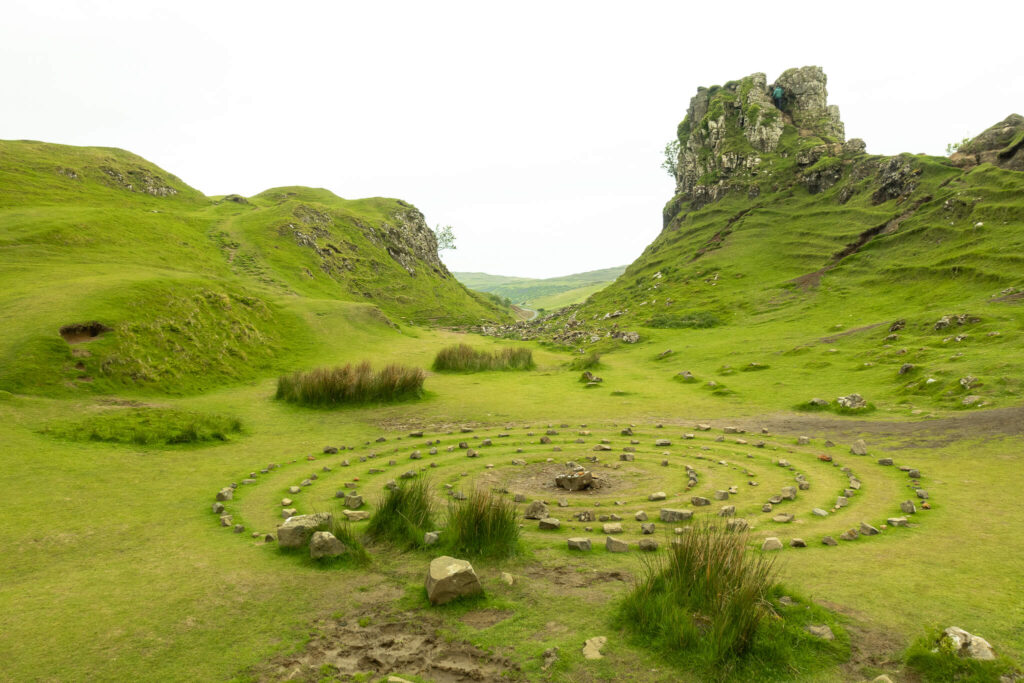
690,496,710,506
718,505,735,517
812,508,829,517
850,439,868,455
648,491,666,501
216,487,233,501
638,538,658,551
714,490,729,501
762,537,783,551
582,635,607,659
659,508,692,522
344,494,363,509
900,500,917,514
212,502,224,514
887,517,909,527
780,486,797,500
635,510,648,521
839,528,859,541
790,538,807,548
567,537,591,551
726,518,749,531
342,510,370,521
539,518,561,530
641,522,655,534
288,486,301,494
282,508,297,519
603,523,623,534
822,536,838,546
772,513,794,523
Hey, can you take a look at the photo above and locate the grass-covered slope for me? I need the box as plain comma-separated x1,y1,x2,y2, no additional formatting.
0,140,509,396
455,265,626,308
501,70,1024,415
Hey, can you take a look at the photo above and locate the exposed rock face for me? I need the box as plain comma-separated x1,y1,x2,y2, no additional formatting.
671,66,845,211
953,114,1024,171
774,66,844,140
368,203,450,278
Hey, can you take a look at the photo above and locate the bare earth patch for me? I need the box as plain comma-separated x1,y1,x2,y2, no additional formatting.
261,610,518,682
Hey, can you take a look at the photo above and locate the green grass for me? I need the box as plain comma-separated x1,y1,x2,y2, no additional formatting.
1,109,1024,683
275,362,425,406
616,522,846,680
905,628,1018,682
42,407,242,445
364,477,436,549
431,343,534,372
443,487,520,558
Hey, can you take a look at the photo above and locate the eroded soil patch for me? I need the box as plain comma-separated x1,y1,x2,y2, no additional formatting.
59,321,111,344
262,610,518,682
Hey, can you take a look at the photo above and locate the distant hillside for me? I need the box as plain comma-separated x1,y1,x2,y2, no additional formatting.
455,265,626,309
0,139,509,395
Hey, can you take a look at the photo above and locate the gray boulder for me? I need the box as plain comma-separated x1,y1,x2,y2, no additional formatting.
425,556,483,606
660,508,692,522
605,536,629,553
277,512,332,548
524,501,549,519
567,537,591,551
309,531,347,559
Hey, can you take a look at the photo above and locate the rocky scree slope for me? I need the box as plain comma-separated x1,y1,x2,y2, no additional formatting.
0,140,508,395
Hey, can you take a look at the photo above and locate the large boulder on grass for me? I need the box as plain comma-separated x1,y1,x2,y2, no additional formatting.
425,556,483,606
309,531,347,559
277,512,332,548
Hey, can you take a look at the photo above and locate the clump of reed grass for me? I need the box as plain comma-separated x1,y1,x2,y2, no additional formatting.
444,487,520,558
275,361,424,406
365,478,435,549
616,521,777,666
431,344,534,372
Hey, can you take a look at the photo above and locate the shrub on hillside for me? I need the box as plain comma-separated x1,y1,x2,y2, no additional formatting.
431,344,534,372
365,478,435,549
275,362,424,406
444,487,520,558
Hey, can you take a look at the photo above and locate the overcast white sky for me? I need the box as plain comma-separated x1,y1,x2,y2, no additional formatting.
3,1,1022,278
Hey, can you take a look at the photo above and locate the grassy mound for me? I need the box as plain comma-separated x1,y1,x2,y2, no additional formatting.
444,487,520,558
365,478,435,549
616,522,845,679
275,362,425,407
42,407,242,445
431,344,534,372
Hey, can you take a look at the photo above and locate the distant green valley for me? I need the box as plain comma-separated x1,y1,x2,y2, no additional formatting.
454,265,626,310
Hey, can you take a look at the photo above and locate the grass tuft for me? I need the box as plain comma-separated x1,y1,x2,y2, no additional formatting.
275,362,424,406
431,344,534,372
365,477,435,549
617,521,777,664
444,487,520,558
42,408,243,445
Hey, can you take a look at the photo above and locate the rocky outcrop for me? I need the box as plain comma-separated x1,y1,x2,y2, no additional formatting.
364,202,450,278
952,114,1024,172
671,66,845,209
774,66,844,140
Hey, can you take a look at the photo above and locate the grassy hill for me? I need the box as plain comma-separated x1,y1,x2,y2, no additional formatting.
455,265,626,309
497,69,1024,416
0,139,509,395
2,72,1024,683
